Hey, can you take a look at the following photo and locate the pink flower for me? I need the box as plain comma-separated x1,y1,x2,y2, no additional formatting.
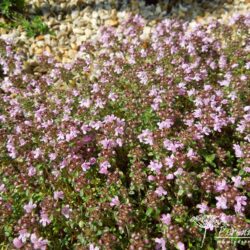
39,212,51,227
116,138,123,147
187,148,197,160
100,138,114,149
155,237,166,250
54,191,64,200
148,175,156,181
148,160,162,173
99,161,111,175
61,205,72,219
161,214,171,225
81,162,91,172
137,71,148,85
204,220,215,231
33,148,42,159
197,203,208,213
155,186,167,197
234,196,247,213
108,92,118,101
157,119,173,129
89,157,96,165
245,62,250,70
28,166,36,177
13,238,23,249
110,196,120,207
30,233,48,250
79,98,91,108
220,213,232,224
138,129,154,146
166,173,174,180
232,176,245,188
233,144,244,158
18,229,30,243
24,201,36,213
57,131,65,141
215,180,228,192
164,155,175,168
177,242,185,250
215,196,228,210
174,168,184,176
89,244,100,250
219,79,230,87
155,66,163,76
49,153,57,161
0,183,6,192
244,167,250,173
163,139,183,153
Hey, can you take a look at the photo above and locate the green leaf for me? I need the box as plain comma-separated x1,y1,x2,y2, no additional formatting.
204,154,216,167
78,220,84,228
177,189,185,196
146,207,154,217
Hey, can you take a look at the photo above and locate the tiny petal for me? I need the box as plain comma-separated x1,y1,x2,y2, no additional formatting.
13,238,23,249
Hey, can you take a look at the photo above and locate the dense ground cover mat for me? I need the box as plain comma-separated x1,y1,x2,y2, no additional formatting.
0,14,250,249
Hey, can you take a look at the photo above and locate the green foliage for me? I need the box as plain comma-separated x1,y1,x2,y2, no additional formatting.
21,16,50,37
0,0,25,18
0,0,50,38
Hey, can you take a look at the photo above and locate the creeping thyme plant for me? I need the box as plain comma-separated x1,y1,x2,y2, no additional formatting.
0,14,250,250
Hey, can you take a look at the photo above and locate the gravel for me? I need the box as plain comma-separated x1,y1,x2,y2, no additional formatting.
0,0,249,63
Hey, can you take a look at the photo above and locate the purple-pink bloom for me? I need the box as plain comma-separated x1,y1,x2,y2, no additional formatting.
174,168,184,176
54,191,64,200
49,153,57,161
33,148,42,159
13,238,23,249
245,62,250,70
18,229,30,243
187,148,197,160
155,186,167,197
234,196,247,213
155,237,166,250
148,175,156,181
0,183,6,192
232,176,245,188
30,233,48,250
215,179,228,192
157,119,173,129
161,213,171,225
61,205,72,219
166,173,174,180
24,201,37,213
177,242,185,250
244,167,250,173
164,155,175,168
137,71,148,85
163,139,183,153
233,144,244,158
148,160,162,173
28,166,36,177
89,244,100,250
81,162,91,172
197,203,209,213
215,196,228,210
39,212,51,227
204,220,215,231
100,138,114,149
138,129,154,146
99,161,111,175
220,213,232,224
110,196,120,207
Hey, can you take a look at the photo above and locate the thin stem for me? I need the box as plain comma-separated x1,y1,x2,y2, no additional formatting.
201,229,207,248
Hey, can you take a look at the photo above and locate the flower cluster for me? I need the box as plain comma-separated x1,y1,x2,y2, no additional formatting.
0,14,249,249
